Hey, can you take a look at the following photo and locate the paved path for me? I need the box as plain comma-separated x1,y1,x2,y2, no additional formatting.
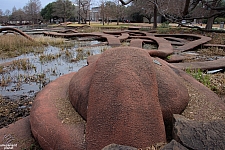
172,57,225,71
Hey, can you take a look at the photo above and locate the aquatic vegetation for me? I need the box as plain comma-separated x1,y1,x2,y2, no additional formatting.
0,74,11,86
0,35,42,58
34,35,65,46
11,59,36,71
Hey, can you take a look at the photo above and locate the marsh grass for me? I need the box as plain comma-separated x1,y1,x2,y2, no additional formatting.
0,74,11,86
198,47,225,56
0,35,69,58
205,33,225,44
11,59,36,71
33,35,65,45
0,66,3,74
0,35,41,58
39,53,61,62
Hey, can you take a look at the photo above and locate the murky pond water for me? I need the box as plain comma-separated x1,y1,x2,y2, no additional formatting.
0,40,110,99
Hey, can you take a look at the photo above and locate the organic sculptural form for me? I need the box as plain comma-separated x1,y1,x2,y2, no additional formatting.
69,47,190,149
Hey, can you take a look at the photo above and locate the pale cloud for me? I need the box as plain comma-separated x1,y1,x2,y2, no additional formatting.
0,0,55,12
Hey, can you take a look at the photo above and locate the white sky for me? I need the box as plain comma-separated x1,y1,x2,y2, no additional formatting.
0,0,55,12
0,0,99,13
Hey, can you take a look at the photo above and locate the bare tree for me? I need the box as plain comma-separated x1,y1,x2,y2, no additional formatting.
23,0,41,24
76,0,91,24
12,6,17,14
119,0,158,28
0,10,9,24
100,0,107,25
81,0,91,23
102,1,115,24
119,0,225,30
11,9,27,24
113,0,126,25
4,9,11,24
131,0,155,24
0,9,3,24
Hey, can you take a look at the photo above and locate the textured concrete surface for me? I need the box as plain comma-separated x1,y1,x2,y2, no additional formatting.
25,30,225,149
0,117,36,150
30,72,86,150
155,34,212,52
172,57,225,71
85,47,166,149
153,58,189,124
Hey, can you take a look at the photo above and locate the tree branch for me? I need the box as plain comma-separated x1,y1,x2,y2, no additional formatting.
119,0,134,5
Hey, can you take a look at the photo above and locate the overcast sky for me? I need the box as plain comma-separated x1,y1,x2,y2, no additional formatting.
1,0,100,12
0,0,56,12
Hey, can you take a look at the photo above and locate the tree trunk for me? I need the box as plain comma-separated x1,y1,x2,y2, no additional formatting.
183,0,190,16
205,16,215,30
205,1,217,30
148,15,151,24
153,4,157,29
117,17,119,25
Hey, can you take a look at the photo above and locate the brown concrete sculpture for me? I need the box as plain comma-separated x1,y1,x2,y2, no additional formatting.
43,32,121,46
28,39,225,149
155,34,212,52
0,27,34,41
3,27,224,149
68,47,189,149
172,57,225,71
28,46,194,150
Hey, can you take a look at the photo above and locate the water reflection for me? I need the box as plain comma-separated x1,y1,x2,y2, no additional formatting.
0,40,110,98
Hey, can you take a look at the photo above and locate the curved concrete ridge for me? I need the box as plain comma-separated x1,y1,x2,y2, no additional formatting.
30,72,86,150
43,31,121,46
169,41,185,46
129,36,174,58
0,116,38,150
102,31,129,42
163,37,189,44
87,54,101,65
100,34,121,46
57,29,78,33
103,30,126,34
129,39,155,48
175,35,211,52
162,36,187,46
0,27,34,41
168,63,225,121
155,34,212,52
129,39,143,48
171,57,225,71
166,54,185,63
43,31,98,38
203,43,225,48
125,30,148,36
118,33,129,42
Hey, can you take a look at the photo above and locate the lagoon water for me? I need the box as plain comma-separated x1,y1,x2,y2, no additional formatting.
0,40,110,99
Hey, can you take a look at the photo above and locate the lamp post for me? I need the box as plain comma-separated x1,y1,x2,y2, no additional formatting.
89,3,91,25
78,0,81,24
